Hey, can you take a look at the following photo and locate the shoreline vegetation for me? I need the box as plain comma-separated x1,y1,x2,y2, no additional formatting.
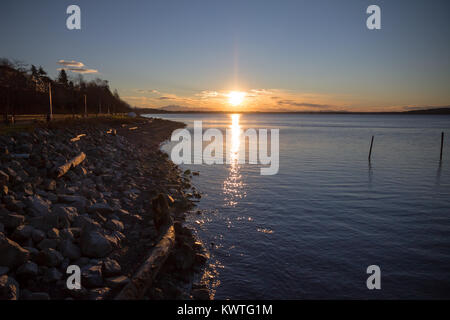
0,116,210,300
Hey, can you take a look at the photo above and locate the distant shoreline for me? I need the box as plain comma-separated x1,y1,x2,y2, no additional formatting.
138,107,450,115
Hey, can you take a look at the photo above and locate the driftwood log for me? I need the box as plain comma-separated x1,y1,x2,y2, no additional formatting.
70,134,86,143
55,152,86,178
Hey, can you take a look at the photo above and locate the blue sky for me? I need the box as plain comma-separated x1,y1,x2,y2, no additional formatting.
1,0,449,111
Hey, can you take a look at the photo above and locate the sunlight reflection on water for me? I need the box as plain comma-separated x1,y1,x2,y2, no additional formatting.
223,114,246,207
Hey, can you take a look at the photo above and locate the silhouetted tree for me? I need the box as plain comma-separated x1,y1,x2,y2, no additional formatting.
58,69,68,86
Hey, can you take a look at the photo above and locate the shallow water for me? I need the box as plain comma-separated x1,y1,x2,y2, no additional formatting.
149,113,450,299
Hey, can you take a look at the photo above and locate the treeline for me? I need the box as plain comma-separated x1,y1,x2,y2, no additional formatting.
0,58,132,116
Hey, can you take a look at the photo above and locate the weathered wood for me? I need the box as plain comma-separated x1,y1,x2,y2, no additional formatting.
70,134,86,143
440,132,444,161
106,129,117,136
55,152,86,178
368,136,374,161
115,225,175,300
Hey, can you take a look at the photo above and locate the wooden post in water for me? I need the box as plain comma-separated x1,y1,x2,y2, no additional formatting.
368,136,374,161
440,132,444,161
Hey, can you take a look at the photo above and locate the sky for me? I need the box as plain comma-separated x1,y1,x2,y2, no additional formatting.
1,0,450,112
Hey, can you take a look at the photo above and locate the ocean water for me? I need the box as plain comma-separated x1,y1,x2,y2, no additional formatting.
149,113,450,299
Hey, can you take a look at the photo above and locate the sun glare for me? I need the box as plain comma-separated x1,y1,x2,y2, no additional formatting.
228,91,245,106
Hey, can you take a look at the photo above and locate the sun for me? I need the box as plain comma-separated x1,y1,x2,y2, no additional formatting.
227,91,245,106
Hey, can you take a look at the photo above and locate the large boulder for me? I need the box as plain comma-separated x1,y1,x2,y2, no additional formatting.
0,233,30,268
80,231,113,258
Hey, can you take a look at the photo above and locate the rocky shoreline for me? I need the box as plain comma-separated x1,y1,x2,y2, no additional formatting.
0,117,209,300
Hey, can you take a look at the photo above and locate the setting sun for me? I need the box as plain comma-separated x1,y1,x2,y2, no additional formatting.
227,91,246,106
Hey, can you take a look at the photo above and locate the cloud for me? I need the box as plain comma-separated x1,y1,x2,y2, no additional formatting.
57,59,98,74
277,100,333,109
135,89,160,94
57,60,84,67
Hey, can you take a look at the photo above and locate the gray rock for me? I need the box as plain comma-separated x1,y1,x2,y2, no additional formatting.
0,275,19,300
35,248,63,267
11,225,34,243
26,195,51,217
37,238,60,250
31,229,46,243
59,239,81,261
58,195,87,212
0,233,30,268
80,230,113,258
43,267,62,283
52,205,78,223
16,261,39,277
29,292,50,300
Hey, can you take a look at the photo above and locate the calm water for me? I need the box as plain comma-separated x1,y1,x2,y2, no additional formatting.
150,113,450,299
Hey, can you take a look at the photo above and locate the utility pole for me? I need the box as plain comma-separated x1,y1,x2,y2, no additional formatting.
48,82,53,121
84,94,87,117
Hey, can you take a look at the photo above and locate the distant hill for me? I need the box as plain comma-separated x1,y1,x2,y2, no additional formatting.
404,107,450,114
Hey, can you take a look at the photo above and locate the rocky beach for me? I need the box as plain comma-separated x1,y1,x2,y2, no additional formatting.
0,116,210,300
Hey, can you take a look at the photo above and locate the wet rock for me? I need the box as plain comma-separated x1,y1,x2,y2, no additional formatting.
0,275,19,300
191,288,210,300
0,233,30,268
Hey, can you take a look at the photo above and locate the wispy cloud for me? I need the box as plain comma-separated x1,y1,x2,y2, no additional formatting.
57,60,84,67
57,59,98,74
